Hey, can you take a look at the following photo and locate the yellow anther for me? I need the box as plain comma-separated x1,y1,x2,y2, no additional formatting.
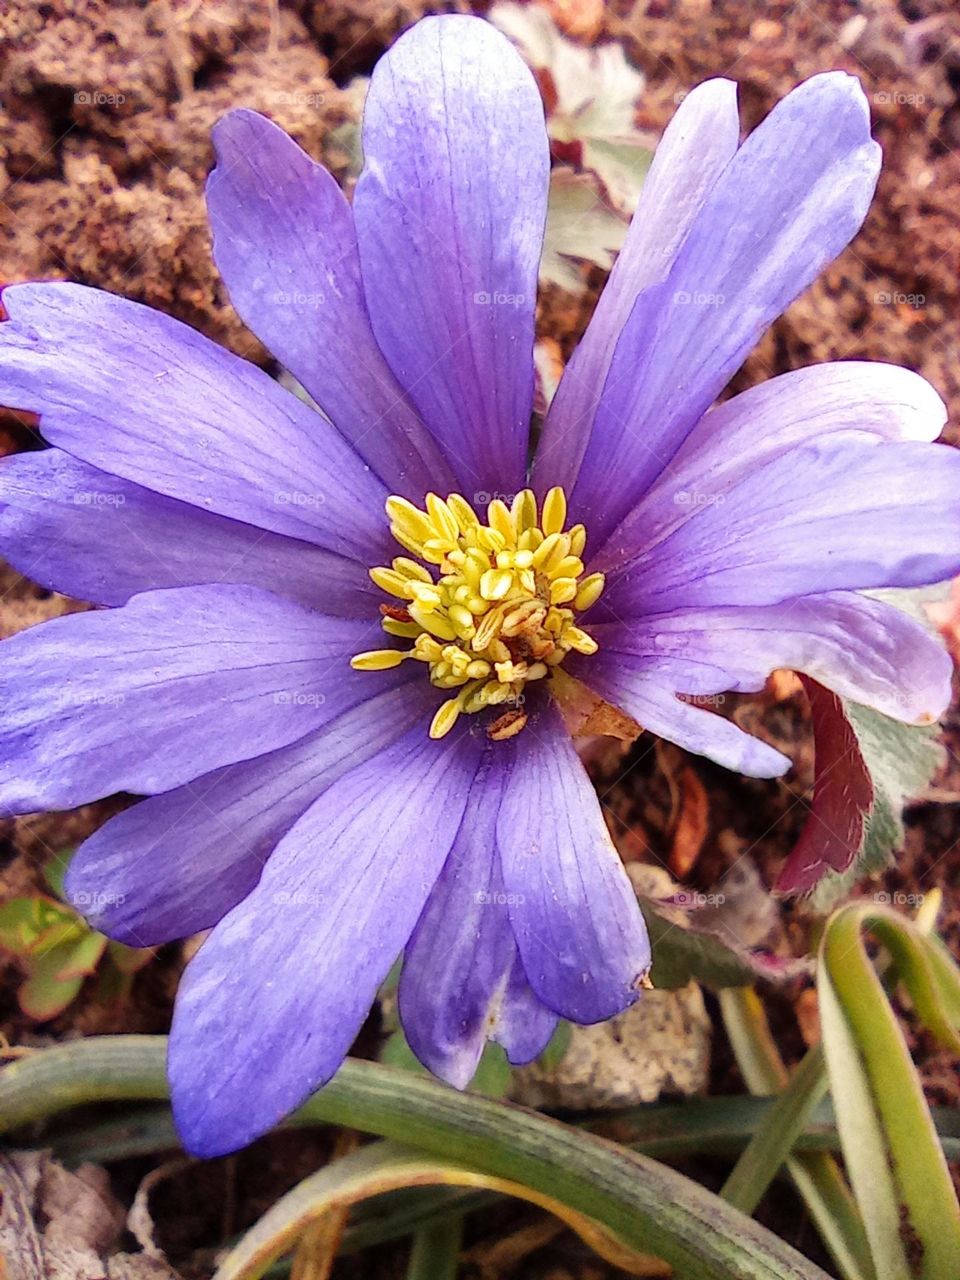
549,578,579,606
512,488,538,533
541,486,567,536
381,618,421,638
476,526,506,554
370,567,415,599
409,603,458,640
531,531,565,571
575,573,605,610
495,659,527,684
350,649,408,671
472,604,507,652
355,486,605,739
565,626,599,655
391,526,429,559
447,493,479,530
501,600,545,636
413,634,444,662
426,493,459,542
486,499,516,544
422,538,453,564
447,603,476,635
430,698,462,739
386,496,433,546
393,557,434,583
479,568,513,601
551,556,584,581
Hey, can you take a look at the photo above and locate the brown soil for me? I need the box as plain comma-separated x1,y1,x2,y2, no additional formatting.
1,1,959,1276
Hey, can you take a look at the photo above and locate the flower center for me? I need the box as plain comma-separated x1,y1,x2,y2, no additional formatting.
350,487,605,740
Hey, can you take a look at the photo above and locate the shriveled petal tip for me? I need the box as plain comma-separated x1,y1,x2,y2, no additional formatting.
577,654,793,780
206,109,453,500
354,14,549,497
169,723,482,1157
589,590,952,737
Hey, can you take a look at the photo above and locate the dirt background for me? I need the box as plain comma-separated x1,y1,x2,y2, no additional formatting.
1,1,960,1276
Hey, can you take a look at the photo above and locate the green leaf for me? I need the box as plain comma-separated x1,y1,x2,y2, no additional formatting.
819,903,960,1279
42,851,73,899
720,988,875,1280
540,168,627,291
380,1027,512,1099
537,1019,572,1070
639,898,806,990
0,895,75,955
0,1037,835,1280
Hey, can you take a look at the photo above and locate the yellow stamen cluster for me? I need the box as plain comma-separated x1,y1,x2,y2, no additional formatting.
350,487,605,740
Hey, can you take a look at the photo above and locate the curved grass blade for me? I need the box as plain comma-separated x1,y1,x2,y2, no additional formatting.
213,1138,665,1280
0,1036,833,1280
720,988,875,1280
819,904,960,1280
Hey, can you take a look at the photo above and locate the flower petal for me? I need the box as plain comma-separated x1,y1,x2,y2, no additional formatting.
604,439,960,616
535,78,739,493
0,449,377,614
64,681,433,946
591,591,951,726
169,722,482,1157
577,655,792,778
0,584,391,814
354,15,549,496
496,700,650,1023
206,109,455,499
568,72,881,546
598,362,947,571
399,752,556,1088
0,283,390,561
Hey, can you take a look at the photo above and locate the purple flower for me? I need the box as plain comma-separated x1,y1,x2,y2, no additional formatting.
0,15,957,1156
